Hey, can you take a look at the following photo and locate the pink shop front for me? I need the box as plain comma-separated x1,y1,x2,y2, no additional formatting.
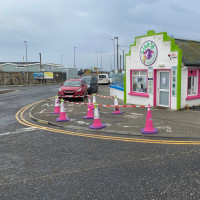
125,30,200,110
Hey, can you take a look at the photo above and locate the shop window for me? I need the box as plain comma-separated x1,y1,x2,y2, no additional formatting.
188,70,198,96
132,70,147,93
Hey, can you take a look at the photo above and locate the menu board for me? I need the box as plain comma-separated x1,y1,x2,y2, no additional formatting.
148,67,153,94
171,66,177,97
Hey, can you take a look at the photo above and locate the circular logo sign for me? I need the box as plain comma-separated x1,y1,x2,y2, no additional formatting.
140,40,158,66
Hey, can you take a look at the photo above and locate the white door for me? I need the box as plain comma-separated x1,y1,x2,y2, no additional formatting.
157,71,170,107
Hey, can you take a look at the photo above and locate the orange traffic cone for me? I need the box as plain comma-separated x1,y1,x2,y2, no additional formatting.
84,96,94,119
52,95,60,114
140,104,158,134
56,98,69,122
89,103,106,129
111,95,123,114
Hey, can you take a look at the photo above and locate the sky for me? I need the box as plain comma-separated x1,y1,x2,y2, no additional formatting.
0,0,200,70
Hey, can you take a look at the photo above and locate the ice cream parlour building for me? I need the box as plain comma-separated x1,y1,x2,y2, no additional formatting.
124,30,200,110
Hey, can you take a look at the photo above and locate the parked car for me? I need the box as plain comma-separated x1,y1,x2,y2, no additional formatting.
81,76,98,94
58,79,88,101
98,74,110,85
109,75,113,84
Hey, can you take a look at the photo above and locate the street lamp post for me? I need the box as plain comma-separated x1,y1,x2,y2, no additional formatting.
24,40,28,84
106,55,113,71
59,55,64,65
39,53,42,71
114,37,119,72
74,47,77,68
110,39,115,72
95,50,107,71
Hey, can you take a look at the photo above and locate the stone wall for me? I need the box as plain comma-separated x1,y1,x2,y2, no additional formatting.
0,72,64,86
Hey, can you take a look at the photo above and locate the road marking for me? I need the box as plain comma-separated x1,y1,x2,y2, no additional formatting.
39,109,46,113
15,99,200,145
0,127,37,136
76,121,89,125
156,126,173,133
124,126,140,128
41,103,54,107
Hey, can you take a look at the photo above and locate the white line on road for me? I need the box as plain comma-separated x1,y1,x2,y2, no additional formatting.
0,127,37,136
124,126,140,128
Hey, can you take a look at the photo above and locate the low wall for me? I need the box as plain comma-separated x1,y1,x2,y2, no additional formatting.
109,85,124,100
0,72,64,86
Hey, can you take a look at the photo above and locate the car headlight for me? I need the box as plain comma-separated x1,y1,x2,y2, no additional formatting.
59,88,62,92
77,88,82,92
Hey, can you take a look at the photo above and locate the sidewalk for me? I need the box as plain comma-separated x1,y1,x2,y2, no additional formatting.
29,96,200,139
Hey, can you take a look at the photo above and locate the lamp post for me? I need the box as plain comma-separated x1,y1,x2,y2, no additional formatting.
39,53,42,71
74,47,77,68
110,39,115,72
24,41,28,84
114,37,118,72
106,55,113,72
59,55,64,65
95,50,107,72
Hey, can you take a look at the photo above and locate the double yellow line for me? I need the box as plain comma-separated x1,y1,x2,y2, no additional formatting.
15,99,200,145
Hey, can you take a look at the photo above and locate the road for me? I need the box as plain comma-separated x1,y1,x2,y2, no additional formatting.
0,84,200,199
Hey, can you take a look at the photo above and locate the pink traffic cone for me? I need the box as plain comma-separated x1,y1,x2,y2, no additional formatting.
89,103,106,129
140,104,158,134
84,97,94,119
56,98,69,122
111,95,123,114
52,95,60,114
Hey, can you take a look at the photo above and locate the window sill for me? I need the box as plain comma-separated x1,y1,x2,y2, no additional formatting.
128,92,149,97
186,95,200,100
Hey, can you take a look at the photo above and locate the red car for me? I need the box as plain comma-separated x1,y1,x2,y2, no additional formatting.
58,79,88,101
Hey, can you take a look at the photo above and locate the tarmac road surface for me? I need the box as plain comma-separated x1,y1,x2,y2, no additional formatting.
0,84,200,199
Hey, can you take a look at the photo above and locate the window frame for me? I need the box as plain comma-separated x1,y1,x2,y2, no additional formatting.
128,69,149,97
186,68,200,100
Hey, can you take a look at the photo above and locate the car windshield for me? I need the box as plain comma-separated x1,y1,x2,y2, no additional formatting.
63,80,81,87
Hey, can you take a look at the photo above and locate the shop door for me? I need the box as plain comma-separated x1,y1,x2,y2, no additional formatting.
158,71,170,107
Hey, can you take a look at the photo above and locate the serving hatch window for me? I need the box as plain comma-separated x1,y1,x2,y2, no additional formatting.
188,70,198,96
132,70,147,93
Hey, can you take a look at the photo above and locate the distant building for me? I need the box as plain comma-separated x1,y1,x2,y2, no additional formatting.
0,62,78,80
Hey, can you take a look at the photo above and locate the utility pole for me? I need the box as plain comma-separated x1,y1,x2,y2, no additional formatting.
39,53,42,71
74,47,77,68
114,37,119,72
123,49,125,71
110,39,115,72
59,55,64,65
95,51,107,72
120,54,121,72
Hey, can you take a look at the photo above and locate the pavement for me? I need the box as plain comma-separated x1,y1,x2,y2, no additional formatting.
29,95,200,139
1,87,200,139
